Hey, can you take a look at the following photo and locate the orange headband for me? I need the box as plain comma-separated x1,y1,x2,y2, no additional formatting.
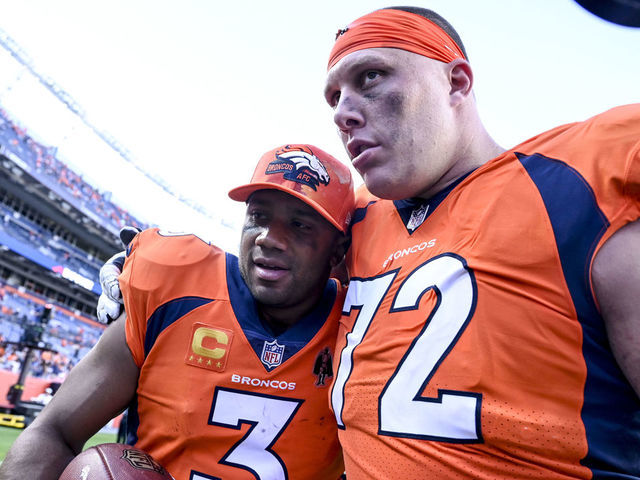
328,9,466,70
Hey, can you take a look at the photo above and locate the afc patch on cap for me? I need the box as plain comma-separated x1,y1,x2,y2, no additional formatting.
265,145,330,191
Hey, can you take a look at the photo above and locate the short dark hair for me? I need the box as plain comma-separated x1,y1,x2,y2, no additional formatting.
383,6,468,60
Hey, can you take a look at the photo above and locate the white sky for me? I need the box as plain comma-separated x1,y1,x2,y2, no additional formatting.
0,0,638,253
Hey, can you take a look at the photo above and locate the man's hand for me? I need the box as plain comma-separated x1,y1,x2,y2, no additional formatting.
96,295,124,325
96,227,140,324
99,251,126,303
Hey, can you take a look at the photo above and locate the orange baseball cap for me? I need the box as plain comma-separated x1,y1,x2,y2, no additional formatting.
228,144,355,233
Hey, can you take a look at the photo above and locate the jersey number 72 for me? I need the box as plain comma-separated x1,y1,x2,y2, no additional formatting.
331,253,483,442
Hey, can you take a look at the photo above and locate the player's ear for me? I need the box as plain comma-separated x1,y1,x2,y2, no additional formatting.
448,59,473,105
331,232,351,266
329,232,351,284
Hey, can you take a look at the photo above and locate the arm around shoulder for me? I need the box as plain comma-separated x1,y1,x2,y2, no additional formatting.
0,316,139,480
592,219,640,397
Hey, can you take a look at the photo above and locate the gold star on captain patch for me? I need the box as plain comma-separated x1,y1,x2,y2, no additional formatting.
217,361,222,368
206,360,212,366
189,355,194,361
197,357,203,364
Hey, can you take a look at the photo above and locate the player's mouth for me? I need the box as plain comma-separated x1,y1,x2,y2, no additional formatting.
347,139,379,171
252,257,290,282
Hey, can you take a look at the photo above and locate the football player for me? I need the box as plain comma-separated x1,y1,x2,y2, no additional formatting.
0,144,354,480
324,6,640,478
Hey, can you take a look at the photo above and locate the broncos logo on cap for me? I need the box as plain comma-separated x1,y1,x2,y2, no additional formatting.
278,151,330,184
266,145,331,190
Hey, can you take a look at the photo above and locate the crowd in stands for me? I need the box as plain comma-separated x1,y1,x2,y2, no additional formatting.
0,201,101,282
0,104,144,406
0,106,148,232
0,282,103,381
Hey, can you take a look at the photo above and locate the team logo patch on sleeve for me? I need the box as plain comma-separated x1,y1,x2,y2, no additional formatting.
261,339,285,369
185,323,234,372
266,145,330,191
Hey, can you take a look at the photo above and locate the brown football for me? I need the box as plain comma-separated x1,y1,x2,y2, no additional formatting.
58,443,174,480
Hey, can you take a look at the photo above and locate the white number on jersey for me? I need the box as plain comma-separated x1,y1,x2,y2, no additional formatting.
332,253,482,442
191,387,302,480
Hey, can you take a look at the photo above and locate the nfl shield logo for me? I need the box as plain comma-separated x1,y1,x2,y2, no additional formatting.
261,339,285,369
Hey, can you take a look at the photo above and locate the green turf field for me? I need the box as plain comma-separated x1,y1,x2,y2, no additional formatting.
0,425,118,462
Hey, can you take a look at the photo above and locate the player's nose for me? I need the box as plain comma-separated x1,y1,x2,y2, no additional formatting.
255,222,288,251
333,91,364,134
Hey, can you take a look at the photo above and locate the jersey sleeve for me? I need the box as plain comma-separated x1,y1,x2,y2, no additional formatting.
119,228,224,367
625,125,640,210
518,104,640,241
585,105,640,243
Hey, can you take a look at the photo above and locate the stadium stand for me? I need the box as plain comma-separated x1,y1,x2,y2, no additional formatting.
0,103,149,422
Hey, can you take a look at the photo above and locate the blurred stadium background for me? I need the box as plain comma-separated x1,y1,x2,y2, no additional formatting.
0,27,160,455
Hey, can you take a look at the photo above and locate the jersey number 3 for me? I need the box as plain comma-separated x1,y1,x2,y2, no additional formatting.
331,253,483,442
191,387,302,480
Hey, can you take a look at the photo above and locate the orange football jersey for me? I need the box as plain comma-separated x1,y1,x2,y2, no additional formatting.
120,228,344,480
333,105,640,479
